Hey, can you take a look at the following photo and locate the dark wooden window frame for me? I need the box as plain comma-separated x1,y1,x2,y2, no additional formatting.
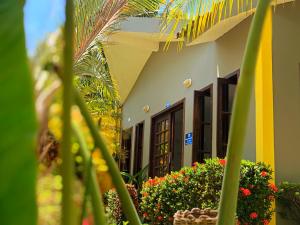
192,84,213,163
133,121,144,174
149,99,185,177
217,70,240,158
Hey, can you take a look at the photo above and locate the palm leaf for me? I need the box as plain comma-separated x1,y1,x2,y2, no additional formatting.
74,0,162,63
0,1,37,225
162,0,256,47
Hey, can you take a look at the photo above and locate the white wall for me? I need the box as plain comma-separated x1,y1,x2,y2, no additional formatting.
122,16,256,172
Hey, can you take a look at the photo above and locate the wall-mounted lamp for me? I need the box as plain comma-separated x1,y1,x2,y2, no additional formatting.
143,105,150,113
183,78,192,88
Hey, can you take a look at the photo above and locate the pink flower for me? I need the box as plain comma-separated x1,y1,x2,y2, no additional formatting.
219,159,226,166
143,212,148,218
249,212,258,219
261,171,268,177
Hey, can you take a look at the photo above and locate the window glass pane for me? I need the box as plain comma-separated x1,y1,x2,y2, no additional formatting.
203,124,212,151
228,83,236,112
204,95,212,122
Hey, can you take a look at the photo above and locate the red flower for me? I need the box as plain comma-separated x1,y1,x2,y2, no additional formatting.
219,159,226,166
240,187,251,197
249,212,258,219
149,179,155,186
157,215,163,221
168,217,174,222
143,212,148,218
262,219,270,225
261,171,268,177
82,219,89,225
269,183,278,192
268,195,275,201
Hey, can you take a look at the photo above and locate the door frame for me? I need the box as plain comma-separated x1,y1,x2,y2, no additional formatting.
149,99,185,177
217,70,240,158
133,121,144,174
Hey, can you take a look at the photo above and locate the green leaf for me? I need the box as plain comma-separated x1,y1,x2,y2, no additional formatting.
0,1,37,225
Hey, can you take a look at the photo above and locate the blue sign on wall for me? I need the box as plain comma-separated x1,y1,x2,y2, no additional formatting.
185,132,193,145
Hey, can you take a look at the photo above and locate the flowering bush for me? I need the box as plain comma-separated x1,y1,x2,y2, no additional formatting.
140,158,277,225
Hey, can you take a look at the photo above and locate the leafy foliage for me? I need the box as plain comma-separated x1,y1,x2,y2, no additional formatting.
0,1,37,225
105,184,140,225
161,0,256,48
121,165,149,191
140,158,277,225
277,182,300,223
74,0,163,62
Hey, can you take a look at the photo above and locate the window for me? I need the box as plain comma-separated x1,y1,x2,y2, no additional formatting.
120,128,132,173
133,122,144,174
150,101,184,177
217,72,238,158
193,85,213,163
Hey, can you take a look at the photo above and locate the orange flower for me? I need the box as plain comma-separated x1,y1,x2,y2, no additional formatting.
268,183,278,192
142,192,149,197
219,159,226,166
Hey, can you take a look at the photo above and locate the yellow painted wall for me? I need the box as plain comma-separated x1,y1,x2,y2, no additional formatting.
255,7,276,225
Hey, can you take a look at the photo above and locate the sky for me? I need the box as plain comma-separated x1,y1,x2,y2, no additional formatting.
24,0,65,56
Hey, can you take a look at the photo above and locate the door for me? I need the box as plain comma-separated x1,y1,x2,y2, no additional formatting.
150,102,184,177
217,73,238,158
193,85,213,163
133,122,144,174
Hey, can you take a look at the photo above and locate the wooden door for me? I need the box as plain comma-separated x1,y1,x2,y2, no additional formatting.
152,113,171,177
150,101,184,177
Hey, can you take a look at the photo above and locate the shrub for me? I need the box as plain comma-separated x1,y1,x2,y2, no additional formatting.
140,158,277,225
277,182,300,223
105,184,140,225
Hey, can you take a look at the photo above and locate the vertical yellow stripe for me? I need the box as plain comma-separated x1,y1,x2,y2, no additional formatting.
255,7,276,225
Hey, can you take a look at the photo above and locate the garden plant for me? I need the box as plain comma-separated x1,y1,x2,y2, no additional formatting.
140,158,277,225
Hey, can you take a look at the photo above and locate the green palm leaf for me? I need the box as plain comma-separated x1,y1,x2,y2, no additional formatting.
0,1,37,225
162,0,255,47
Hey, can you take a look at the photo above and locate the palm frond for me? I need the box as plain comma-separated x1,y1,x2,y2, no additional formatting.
74,45,120,116
74,0,163,63
162,0,256,48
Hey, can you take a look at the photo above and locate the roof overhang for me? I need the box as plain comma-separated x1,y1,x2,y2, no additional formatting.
103,0,294,104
